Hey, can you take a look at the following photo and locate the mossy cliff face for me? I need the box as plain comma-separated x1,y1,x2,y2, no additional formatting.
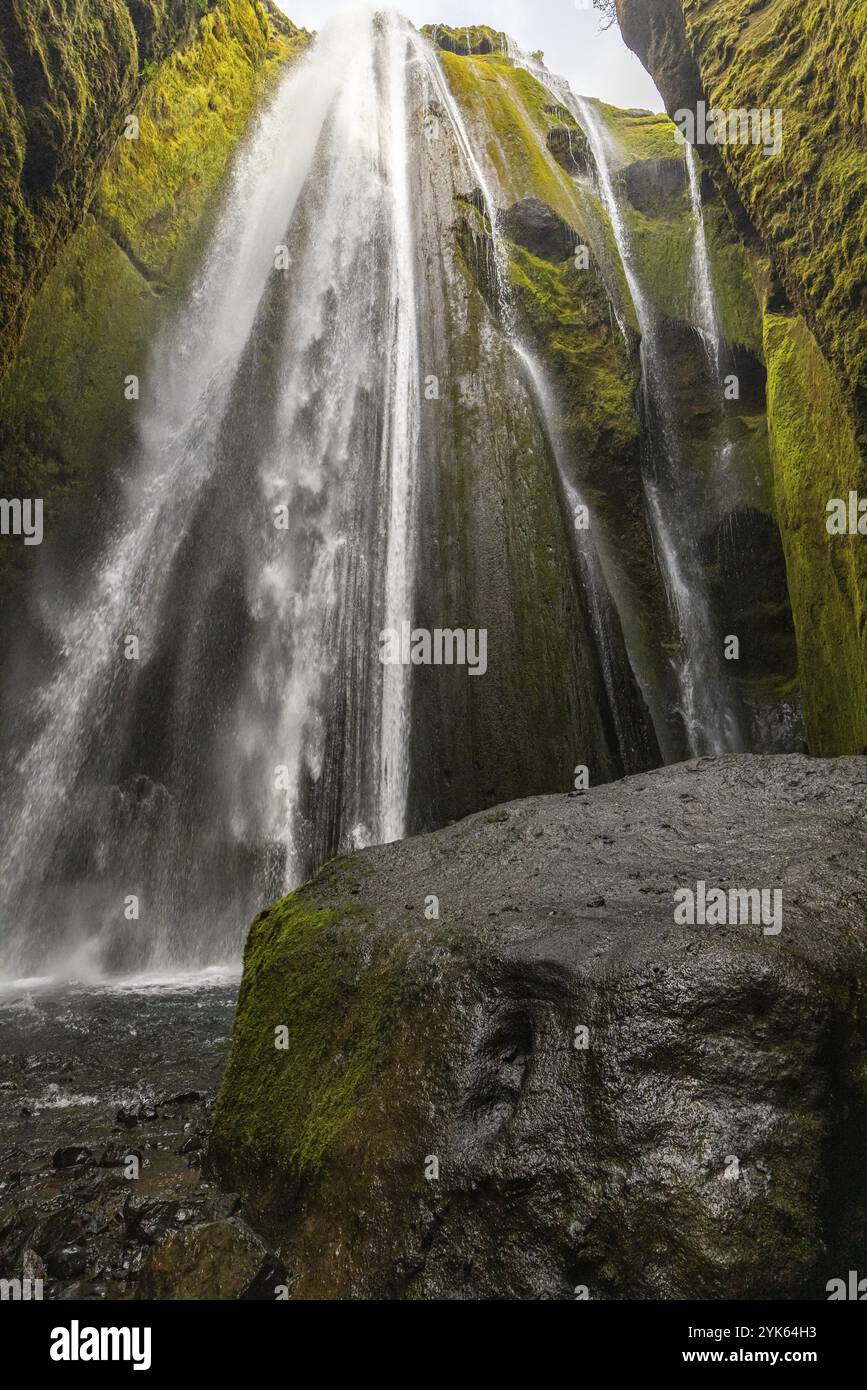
586,97,798,743
427,37,682,740
432,34,799,750
764,312,866,754
1,0,191,369
209,755,867,1298
402,47,649,820
617,0,867,754
0,0,308,594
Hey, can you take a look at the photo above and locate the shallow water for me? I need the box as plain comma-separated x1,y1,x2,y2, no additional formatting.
0,978,239,1299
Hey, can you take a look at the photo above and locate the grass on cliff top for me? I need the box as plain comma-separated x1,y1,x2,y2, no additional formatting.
422,22,510,55
590,98,678,166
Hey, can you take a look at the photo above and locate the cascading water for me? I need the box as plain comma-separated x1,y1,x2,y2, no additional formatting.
565,93,747,756
685,143,721,372
0,11,424,980
491,45,744,756
0,12,652,985
421,42,657,772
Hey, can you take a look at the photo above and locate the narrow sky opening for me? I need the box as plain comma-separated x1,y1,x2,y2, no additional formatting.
275,1,665,111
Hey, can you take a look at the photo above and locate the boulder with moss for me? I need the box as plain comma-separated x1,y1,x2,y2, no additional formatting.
208,753,867,1299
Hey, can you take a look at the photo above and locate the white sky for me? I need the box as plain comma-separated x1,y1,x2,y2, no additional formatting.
274,1,665,111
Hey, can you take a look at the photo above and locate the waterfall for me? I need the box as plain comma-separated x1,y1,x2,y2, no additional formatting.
0,10,424,980
685,144,721,373
0,12,653,985
490,35,748,755
421,44,655,772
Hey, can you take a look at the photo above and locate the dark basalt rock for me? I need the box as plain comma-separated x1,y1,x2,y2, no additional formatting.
546,126,592,176
619,156,688,216
500,198,578,264
52,1146,93,1170
209,754,867,1300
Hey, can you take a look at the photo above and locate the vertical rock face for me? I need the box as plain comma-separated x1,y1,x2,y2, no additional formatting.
207,754,867,1300
0,0,192,369
616,0,867,755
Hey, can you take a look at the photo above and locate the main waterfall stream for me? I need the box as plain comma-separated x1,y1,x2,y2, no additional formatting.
0,12,428,980
0,12,648,984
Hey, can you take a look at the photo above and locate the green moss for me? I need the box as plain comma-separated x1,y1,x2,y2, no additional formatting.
590,99,676,164
437,50,587,230
97,0,302,284
702,202,763,354
0,0,199,371
211,889,384,1177
679,0,867,437
764,308,866,754
507,241,638,459
0,0,308,594
623,198,694,323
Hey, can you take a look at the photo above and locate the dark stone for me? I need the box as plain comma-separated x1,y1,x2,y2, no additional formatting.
136,1218,287,1300
500,198,578,263
123,1190,240,1245
115,1102,157,1128
619,156,688,216
52,1146,92,1170
47,1244,87,1280
209,754,867,1300
546,125,592,176
123,1197,201,1245
97,1144,140,1168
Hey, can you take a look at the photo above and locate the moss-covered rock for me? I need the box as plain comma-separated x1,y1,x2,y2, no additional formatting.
137,1218,286,1300
1,0,190,369
209,885,385,1184
209,754,867,1299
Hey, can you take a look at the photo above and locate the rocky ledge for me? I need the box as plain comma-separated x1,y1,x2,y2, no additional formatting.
206,753,867,1300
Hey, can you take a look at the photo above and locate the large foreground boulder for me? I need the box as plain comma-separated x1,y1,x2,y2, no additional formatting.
208,755,867,1300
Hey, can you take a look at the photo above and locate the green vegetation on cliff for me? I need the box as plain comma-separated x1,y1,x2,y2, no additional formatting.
1,0,190,369
0,0,307,592
678,0,867,437
435,48,585,228
764,310,867,754
421,22,510,57
97,0,302,284
616,0,866,753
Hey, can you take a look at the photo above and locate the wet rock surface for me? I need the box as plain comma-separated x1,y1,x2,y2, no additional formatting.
137,1218,286,1300
0,981,237,1299
210,754,867,1300
501,197,578,262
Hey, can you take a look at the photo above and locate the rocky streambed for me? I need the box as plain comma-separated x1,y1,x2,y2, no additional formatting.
2,753,865,1301
0,977,245,1299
